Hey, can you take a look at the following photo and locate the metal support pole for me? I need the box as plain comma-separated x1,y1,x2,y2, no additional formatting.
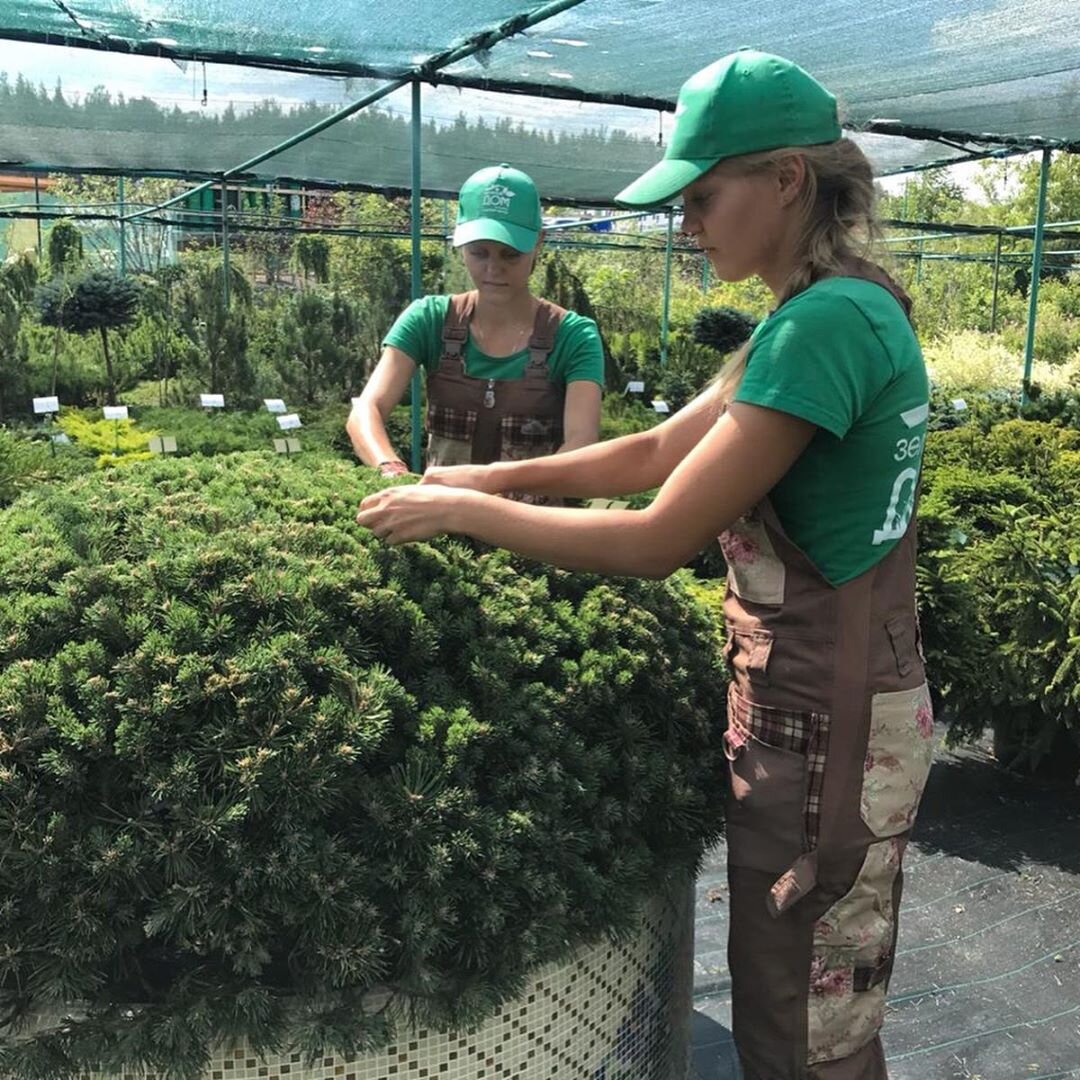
117,177,127,275
409,79,423,473
221,181,231,308
701,253,710,293
1022,148,1052,406
34,176,43,259
660,207,674,366
990,232,1002,332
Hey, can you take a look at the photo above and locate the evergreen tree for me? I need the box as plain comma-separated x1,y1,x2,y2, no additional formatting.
691,306,759,355
0,284,22,420
296,234,331,284
35,270,140,405
46,219,83,278
277,288,341,403
0,249,39,302
176,255,254,398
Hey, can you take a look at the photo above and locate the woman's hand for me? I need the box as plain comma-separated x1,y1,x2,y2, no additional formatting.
355,485,480,545
420,464,502,494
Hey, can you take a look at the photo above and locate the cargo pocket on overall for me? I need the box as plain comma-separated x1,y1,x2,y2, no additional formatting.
718,514,785,605
498,415,562,504
723,627,774,688
807,837,903,1064
861,682,936,837
425,403,477,467
499,414,559,462
724,683,830,874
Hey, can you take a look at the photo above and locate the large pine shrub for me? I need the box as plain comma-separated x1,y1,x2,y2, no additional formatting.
0,452,725,1078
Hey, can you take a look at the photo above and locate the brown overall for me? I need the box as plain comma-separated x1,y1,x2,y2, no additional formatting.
719,271,932,1079
425,291,566,471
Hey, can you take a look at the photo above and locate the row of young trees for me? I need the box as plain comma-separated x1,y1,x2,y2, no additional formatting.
4,152,1080,420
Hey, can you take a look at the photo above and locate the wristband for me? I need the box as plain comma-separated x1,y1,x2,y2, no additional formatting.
377,459,409,477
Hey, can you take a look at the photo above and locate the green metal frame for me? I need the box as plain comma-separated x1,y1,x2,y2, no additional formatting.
1022,149,1053,407
409,79,423,472
990,233,1003,332
116,176,126,275
221,181,231,307
659,208,675,366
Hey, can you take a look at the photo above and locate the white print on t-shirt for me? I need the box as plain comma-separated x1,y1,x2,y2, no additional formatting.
872,401,928,546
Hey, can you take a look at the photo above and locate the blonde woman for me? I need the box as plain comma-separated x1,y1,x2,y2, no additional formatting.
356,50,931,1079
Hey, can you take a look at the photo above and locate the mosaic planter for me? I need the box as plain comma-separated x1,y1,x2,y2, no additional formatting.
48,882,695,1080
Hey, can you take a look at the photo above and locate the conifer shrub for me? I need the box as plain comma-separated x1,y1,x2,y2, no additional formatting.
0,452,725,1078
690,307,759,355
0,428,60,507
917,419,1080,775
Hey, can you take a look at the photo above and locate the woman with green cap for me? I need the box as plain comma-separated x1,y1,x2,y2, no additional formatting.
346,163,604,482
356,51,930,1079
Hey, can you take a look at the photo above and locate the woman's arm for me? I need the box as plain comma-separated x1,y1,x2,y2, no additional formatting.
421,381,725,498
358,402,816,577
346,347,417,472
557,380,602,452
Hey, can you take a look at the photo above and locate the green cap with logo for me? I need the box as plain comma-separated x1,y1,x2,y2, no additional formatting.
616,50,842,208
453,163,542,252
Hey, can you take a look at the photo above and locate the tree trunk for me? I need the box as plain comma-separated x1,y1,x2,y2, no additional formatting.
50,324,62,396
156,337,166,407
99,326,116,406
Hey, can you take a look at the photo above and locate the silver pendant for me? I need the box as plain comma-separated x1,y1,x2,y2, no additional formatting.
483,380,495,409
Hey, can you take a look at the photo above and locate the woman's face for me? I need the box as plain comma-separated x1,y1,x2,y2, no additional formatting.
461,240,537,297
680,159,800,291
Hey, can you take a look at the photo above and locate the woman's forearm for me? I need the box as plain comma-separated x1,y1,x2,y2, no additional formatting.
488,389,721,498
453,493,674,577
346,402,403,468
488,428,665,498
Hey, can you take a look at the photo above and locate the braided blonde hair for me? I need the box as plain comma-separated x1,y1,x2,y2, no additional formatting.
712,138,883,404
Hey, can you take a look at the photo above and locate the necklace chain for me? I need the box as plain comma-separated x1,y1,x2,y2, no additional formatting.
471,318,532,350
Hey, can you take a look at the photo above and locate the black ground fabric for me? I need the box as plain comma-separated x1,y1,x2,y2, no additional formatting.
690,734,1080,1080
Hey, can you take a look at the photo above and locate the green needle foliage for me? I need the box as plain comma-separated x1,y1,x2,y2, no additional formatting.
0,453,725,1078
35,271,141,406
690,306,759,356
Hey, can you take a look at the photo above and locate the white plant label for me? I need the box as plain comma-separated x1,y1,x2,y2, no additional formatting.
149,435,178,454
103,405,129,420
200,393,225,408
626,381,645,394
264,399,286,414
951,398,968,411
276,413,302,430
651,400,670,414
33,396,60,414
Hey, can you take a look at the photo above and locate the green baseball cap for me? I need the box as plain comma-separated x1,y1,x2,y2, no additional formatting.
453,163,542,252
616,50,842,208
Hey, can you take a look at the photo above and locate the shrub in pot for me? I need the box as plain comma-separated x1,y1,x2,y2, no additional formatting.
0,452,726,1078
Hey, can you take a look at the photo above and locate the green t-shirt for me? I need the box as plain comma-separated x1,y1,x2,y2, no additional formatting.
734,277,929,586
382,295,605,387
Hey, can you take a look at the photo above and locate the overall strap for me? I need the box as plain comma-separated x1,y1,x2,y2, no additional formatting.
441,291,477,358
526,299,568,371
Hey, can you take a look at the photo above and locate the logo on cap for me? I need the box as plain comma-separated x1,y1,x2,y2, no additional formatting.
481,183,515,215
